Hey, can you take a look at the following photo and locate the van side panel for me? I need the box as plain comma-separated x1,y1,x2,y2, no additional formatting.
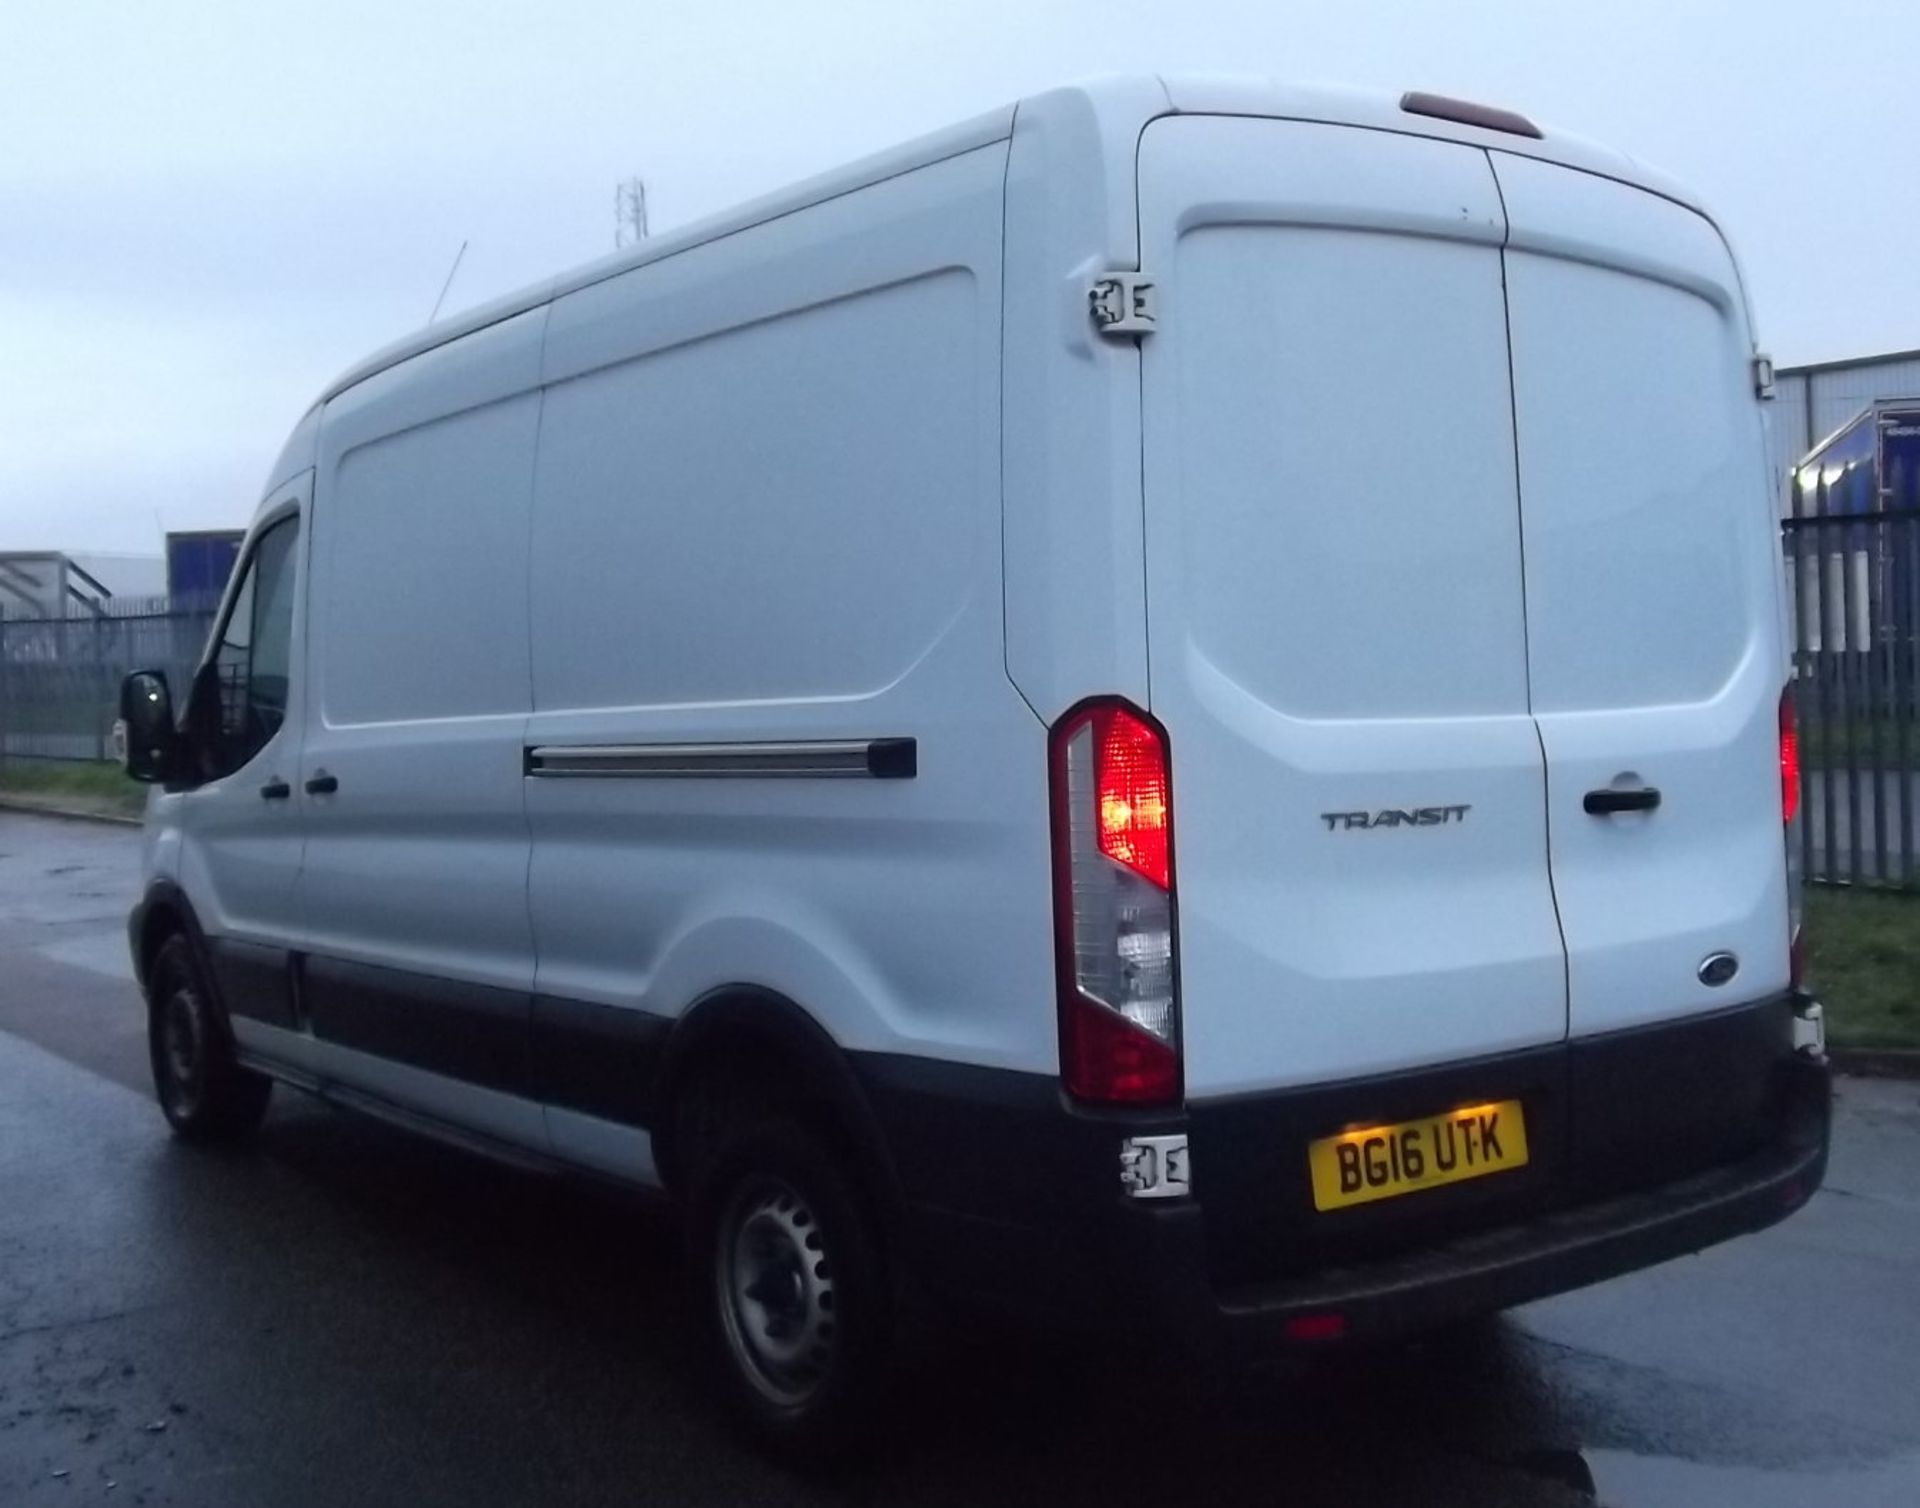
297,309,544,1135
525,142,1056,1109
536,272,971,709
998,79,1169,720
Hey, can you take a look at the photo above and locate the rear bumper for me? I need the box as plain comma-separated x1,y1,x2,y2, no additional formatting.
1196,1053,1827,1356
856,995,1829,1356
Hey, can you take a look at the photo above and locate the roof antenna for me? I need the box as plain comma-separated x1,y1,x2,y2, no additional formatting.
615,177,649,249
427,239,469,325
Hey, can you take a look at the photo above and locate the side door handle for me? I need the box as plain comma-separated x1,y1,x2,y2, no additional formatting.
304,772,339,796
1584,786,1661,815
260,779,291,801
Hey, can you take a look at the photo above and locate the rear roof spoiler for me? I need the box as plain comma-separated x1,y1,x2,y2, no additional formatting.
1400,90,1543,140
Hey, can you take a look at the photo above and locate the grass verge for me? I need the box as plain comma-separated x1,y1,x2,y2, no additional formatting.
1806,888,1920,1051
0,759,146,818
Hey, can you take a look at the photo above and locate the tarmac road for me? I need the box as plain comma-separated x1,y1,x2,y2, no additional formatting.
1,809,1916,1507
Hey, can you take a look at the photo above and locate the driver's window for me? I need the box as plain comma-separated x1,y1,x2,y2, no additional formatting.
202,516,299,776
213,561,257,740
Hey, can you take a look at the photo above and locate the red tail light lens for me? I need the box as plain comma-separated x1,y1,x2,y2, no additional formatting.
1095,709,1171,888
1050,700,1180,1106
1284,1312,1349,1343
1060,991,1179,1104
1779,689,1801,826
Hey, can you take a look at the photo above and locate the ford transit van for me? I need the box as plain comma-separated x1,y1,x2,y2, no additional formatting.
119,76,1830,1454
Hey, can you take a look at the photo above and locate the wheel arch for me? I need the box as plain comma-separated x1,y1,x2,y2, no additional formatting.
130,879,211,995
650,986,905,1219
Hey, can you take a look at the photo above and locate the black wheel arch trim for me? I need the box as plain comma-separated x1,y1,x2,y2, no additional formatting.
130,881,297,1033
649,986,907,1220
129,879,210,995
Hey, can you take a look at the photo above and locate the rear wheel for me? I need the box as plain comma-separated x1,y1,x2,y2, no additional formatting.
686,1110,892,1461
147,935,272,1142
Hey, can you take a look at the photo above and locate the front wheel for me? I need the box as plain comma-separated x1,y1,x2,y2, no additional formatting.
147,935,272,1142
687,1114,893,1462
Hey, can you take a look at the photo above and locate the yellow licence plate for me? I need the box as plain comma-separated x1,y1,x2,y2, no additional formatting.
1309,1100,1529,1212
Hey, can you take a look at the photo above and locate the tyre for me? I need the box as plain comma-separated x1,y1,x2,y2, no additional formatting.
686,1111,893,1462
146,934,272,1142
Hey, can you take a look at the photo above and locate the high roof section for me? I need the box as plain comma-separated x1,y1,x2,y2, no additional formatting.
311,73,1709,413
314,100,1017,409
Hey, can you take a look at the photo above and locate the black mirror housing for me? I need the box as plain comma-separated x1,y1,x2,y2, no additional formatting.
119,669,181,784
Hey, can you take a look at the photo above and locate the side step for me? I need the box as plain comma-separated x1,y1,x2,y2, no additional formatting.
236,1050,562,1179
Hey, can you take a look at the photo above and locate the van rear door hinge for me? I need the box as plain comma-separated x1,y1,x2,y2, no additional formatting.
1753,353,1777,400
1089,272,1158,337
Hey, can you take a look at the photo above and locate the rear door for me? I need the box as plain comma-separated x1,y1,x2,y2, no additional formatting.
1136,117,1569,1098
1492,154,1790,1036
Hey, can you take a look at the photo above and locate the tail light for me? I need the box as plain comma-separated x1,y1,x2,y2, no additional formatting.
1049,700,1180,1105
1781,686,1805,986
1779,688,1801,825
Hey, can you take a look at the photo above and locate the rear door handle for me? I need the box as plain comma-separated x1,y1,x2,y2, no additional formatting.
1584,786,1661,815
260,779,291,801
304,772,339,796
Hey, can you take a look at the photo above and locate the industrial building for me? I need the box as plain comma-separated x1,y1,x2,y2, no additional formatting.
0,551,164,617
0,531,242,618
1770,346,1920,497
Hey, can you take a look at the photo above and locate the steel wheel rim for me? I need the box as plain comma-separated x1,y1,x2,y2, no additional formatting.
716,1176,838,1406
161,985,206,1118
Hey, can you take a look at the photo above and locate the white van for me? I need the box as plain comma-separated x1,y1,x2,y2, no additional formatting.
121,76,1829,1453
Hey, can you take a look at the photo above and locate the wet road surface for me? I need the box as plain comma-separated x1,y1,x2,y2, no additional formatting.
1,809,1916,1506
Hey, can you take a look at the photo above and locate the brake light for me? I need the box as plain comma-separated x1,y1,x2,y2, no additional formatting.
1284,1312,1349,1343
1095,709,1171,888
1050,701,1180,1105
1779,689,1801,825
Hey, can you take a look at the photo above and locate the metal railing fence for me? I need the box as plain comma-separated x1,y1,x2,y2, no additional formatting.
0,596,217,764
1785,462,1920,889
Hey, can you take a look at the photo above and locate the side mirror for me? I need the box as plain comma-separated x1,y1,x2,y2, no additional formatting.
119,670,181,784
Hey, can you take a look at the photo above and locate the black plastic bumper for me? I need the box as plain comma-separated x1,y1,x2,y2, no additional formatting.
1197,1053,1827,1356
855,997,1830,1357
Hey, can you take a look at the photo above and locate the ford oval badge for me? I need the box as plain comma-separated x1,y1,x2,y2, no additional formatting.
1698,952,1739,988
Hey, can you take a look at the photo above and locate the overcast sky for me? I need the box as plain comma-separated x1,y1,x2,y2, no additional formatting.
3,0,1914,555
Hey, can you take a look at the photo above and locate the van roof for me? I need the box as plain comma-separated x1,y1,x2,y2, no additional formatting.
310,73,1711,414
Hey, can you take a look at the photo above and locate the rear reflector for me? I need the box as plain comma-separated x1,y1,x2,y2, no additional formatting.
1050,700,1181,1106
1061,990,1179,1104
1400,90,1543,139
1284,1313,1348,1343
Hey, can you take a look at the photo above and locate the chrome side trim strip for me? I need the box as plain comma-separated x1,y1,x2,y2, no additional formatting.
524,738,916,780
